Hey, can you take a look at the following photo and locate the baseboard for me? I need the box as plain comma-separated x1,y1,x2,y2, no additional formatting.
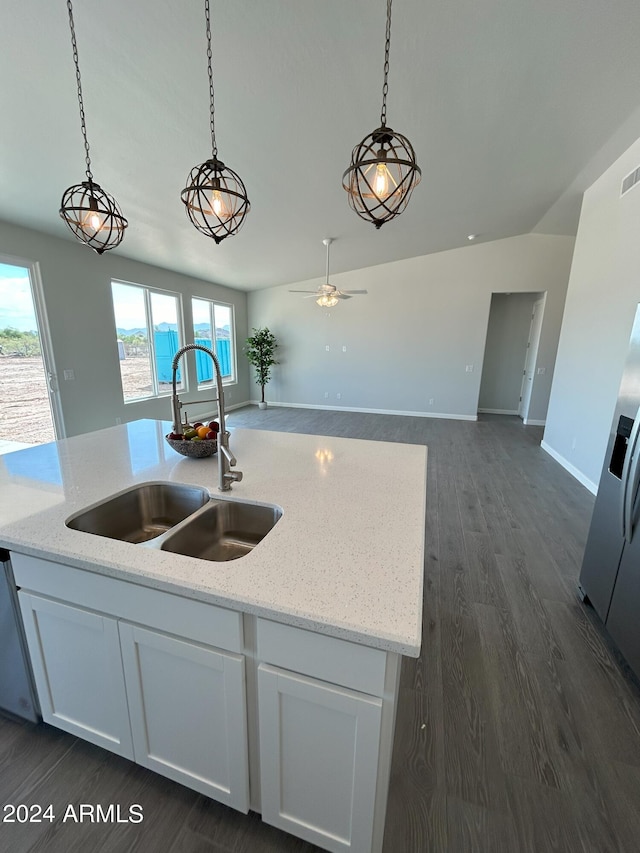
523,418,546,426
477,408,519,415
540,441,598,494
249,400,478,421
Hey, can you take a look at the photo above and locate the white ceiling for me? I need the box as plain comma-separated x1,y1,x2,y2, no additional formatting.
2,0,640,292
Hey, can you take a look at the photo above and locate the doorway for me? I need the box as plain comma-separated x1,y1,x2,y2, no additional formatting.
0,256,64,450
478,291,545,421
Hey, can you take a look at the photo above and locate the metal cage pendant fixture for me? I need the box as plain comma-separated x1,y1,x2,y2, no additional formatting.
181,0,250,244
342,0,421,229
59,0,127,254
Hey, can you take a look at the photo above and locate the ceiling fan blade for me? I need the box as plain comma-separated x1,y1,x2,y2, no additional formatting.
341,290,368,294
289,289,319,293
335,293,352,300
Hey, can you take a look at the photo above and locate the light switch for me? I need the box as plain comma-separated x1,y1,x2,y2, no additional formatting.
63,369,75,381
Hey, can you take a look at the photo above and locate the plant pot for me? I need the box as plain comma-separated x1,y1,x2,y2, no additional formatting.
258,401,268,410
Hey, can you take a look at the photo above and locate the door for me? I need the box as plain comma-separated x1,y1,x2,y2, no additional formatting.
0,255,64,446
18,593,133,758
519,297,545,420
119,622,250,812
258,663,382,853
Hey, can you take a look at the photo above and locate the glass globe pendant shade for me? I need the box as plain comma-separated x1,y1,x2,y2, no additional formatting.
316,293,339,308
342,126,421,229
59,180,128,254
181,157,250,244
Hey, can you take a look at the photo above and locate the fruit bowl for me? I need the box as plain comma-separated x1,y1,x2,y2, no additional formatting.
165,435,217,458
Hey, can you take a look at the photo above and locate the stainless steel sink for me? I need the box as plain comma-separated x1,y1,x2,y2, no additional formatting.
66,482,210,544
160,500,282,562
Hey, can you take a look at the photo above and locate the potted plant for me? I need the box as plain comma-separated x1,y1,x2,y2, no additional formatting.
245,327,278,409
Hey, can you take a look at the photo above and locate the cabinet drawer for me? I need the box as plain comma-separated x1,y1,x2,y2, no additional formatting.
256,618,387,696
11,552,242,653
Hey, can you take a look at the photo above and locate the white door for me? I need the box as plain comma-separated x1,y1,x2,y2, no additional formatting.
0,255,65,446
119,622,250,812
519,297,545,420
258,663,383,853
18,593,133,758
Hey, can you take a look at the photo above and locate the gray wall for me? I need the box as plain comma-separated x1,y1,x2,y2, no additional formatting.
0,219,251,437
248,235,574,422
479,292,541,414
543,134,640,492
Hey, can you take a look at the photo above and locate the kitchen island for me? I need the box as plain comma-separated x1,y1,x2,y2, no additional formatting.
0,419,426,853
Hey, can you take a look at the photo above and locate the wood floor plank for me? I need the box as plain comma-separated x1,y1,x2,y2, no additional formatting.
543,599,640,766
384,688,447,852
495,553,565,661
475,602,561,788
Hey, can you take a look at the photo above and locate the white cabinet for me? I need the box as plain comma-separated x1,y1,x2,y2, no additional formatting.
119,622,249,812
18,592,134,759
258,663,383,853
13,554,249,814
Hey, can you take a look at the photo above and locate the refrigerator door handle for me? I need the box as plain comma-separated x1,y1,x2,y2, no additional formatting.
622,405,640,541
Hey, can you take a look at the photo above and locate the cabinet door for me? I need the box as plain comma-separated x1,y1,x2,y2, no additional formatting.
119,622,249,812
258,663,383,853
18,592,133,758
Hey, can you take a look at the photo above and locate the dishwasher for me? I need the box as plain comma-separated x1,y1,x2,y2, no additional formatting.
0,549,40,722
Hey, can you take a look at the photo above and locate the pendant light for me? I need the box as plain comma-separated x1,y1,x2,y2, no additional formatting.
181,0,250,244
59,0,127,254
342,0,421,229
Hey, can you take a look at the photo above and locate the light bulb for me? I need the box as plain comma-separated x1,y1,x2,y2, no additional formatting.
375,163,390,198
89,211,101,230
212,190,224,217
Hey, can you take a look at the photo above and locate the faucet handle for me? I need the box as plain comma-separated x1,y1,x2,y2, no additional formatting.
225,470,243,484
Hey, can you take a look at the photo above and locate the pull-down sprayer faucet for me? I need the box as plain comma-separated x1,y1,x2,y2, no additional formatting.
170,344,243,491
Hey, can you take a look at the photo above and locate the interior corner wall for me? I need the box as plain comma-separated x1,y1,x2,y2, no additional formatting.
543,134,640,492
247,234,574,421
0,219,250,437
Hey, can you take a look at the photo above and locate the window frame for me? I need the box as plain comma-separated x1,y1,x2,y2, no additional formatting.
111,279,185,404
191,296,237,387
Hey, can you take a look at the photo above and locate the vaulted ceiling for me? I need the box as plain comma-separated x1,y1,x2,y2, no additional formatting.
2,0,640,290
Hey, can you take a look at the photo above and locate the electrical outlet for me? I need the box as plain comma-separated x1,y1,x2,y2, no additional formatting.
115,417,122,425
428,398,434,405
342,345,347,352
465,364,474,373
324,392,329,399
336,393,341,400
63,369,75,381
325,345,330,352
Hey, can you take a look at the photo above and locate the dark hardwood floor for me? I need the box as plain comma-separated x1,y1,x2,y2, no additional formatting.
3,408,640,853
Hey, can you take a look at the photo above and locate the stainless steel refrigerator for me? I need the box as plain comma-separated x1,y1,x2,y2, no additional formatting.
579,303,640,679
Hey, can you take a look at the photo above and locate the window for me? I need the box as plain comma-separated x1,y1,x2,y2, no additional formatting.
191,298,236,386
112,281,184,402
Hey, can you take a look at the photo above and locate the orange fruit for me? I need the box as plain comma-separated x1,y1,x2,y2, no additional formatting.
196,425,210,439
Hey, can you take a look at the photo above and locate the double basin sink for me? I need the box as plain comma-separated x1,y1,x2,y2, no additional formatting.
66,482,282,562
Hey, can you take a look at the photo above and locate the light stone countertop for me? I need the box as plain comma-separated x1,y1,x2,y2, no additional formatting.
0,419,426,657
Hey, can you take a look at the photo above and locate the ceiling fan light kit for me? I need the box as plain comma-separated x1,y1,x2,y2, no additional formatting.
289,238,368,307
59,0,127,254
181,0,250,244
342,0,421,228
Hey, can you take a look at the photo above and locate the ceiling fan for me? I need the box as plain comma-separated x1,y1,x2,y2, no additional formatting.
289,239,368,307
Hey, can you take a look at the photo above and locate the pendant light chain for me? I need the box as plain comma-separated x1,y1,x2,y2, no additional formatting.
205,0,217,159
66,0,93,184
380,0,392,129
